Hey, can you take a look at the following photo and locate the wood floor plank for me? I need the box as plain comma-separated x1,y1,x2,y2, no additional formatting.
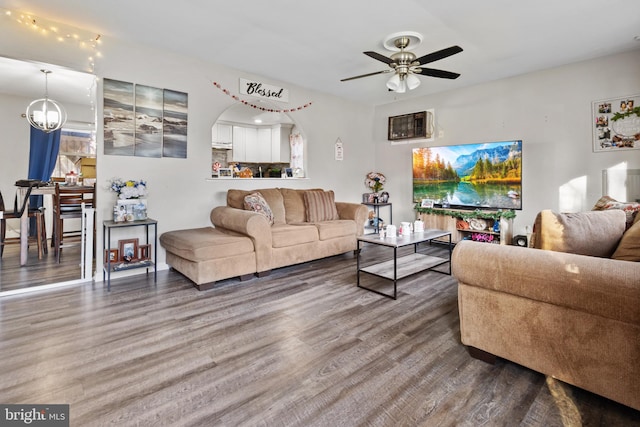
0,245,638,426
0,243,83,292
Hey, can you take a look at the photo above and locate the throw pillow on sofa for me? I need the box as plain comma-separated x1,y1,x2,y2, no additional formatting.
592,195,640,229
244,192,275,225
303,190,339,222
611,219,640,262
532,209,626,258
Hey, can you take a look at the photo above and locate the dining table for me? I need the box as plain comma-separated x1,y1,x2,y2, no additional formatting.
16,183,95,266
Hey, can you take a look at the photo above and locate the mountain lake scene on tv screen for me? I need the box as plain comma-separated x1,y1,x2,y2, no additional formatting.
413,140,522,210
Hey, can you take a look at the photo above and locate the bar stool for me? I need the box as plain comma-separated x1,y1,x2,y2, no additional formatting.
0,190,47,259
52,183,95,262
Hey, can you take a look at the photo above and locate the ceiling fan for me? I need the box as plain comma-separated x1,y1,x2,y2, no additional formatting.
341,33,463,93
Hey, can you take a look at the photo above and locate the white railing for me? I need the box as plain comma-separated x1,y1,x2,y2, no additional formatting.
80,204,95,280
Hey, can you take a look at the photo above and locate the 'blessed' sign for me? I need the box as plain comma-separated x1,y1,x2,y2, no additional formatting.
239,78,289,103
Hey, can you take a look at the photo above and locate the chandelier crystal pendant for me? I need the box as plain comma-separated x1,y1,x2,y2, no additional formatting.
26,69,67,133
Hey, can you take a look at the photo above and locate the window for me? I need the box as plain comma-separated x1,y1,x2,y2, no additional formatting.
53,127,96,180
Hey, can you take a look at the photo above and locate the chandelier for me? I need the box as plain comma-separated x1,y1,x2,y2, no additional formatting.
26,69,67,133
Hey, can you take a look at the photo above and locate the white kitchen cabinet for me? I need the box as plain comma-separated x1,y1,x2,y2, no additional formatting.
232,126,246,161
212,123,233,144
243,127,260,162
271,124,293,163
232,124,292,163
254,128,272,162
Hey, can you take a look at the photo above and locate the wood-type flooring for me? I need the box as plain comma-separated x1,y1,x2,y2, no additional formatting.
0,244,638,426
0,242,83,293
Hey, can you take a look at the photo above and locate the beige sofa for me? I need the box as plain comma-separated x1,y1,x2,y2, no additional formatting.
161,188,368,290
452,209,640,411
213,188,368,273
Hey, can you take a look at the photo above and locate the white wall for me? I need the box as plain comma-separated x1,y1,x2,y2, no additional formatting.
0,24,375,276
0,93,30,206
373,49,640,236
2,15,638,277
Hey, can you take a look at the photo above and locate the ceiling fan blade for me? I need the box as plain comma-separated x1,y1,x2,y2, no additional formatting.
415,68,460,79
341,69,392,82
363,51,394,65
415,45,463,66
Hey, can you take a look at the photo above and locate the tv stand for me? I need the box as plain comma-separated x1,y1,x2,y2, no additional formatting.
418,208,513,244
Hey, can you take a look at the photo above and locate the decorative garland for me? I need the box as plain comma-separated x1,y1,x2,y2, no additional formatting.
212,81,312,112
414,204,517,221
611,106,640,122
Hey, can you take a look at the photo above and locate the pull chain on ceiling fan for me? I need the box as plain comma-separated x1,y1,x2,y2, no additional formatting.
341,32,463,93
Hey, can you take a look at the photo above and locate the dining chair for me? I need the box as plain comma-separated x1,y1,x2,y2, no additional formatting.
52,183,95,263
0,190,47,259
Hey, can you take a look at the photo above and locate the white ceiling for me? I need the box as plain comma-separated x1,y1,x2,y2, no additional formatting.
1,0,639,107
0,56,95,106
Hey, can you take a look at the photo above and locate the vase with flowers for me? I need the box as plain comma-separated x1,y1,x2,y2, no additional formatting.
365,171,386,202
108,178,148,222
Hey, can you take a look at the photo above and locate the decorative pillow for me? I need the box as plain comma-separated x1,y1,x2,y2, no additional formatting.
611,220,640,261
281,188,323,223
592,195,640,229
532,209,626,258
243,192,274,225
303,190,339,222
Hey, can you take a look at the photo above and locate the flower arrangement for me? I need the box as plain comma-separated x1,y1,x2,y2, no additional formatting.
108,178,148,199
365,172,386,193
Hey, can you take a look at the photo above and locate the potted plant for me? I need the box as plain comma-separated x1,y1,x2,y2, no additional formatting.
268,168,281,178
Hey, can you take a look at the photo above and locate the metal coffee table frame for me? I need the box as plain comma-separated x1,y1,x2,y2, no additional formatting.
356,229,452,300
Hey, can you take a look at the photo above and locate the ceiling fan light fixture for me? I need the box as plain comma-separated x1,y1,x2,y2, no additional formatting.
406,73,421,90
26,69,67,133
386,74,401,91
387,73,416,93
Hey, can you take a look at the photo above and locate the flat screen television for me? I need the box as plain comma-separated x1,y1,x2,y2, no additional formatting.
412,140,522,210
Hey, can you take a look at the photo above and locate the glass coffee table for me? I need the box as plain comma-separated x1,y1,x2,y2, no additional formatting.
356,229,452,299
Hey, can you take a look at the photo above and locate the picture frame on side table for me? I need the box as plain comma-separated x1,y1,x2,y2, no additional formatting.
421,199,435,208
139,244,151,260
105,249,119,263
118,238,139,262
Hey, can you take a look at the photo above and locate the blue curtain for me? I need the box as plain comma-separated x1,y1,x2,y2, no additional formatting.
27,127,61,233
28,126,61,182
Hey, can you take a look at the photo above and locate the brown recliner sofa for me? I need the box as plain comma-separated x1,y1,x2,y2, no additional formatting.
161,188,368,290
452,209,640,411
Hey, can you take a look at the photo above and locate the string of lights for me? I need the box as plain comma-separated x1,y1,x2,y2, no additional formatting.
2,7,102,73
